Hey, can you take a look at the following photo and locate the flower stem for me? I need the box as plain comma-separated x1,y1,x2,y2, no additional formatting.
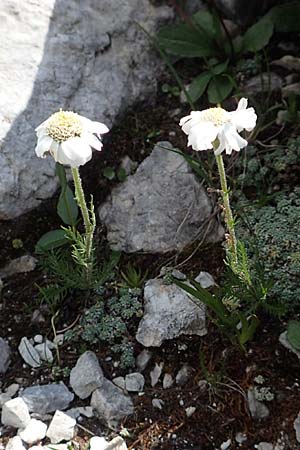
71,167,94,283
214,152,238,265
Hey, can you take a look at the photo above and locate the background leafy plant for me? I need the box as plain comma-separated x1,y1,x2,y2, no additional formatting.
156,2,300,104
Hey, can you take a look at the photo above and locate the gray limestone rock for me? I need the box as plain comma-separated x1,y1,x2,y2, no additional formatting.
69,351,104,399
294,411,300,443
125,373,145,392
175,365,193,386
163,373,174,389
18,418,47,445
91,379,134,429
5,436,26,450
99,142,223,253
136,350,152,372
89,436,128,450
243,73,283,95
0,256,37,278
0,337,11,374
150,362,164,387
18,337,41,368
279,331,300,360
0,0,173,219
247,388,269,420
21,383,74,414
46,410,76,444
1,397,30,429
136,278,207,347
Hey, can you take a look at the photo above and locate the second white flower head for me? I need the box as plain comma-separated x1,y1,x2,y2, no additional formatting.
179,98,257,155
35,110,109,167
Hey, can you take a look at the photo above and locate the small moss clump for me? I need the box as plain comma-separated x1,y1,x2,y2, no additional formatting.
65,287,143,368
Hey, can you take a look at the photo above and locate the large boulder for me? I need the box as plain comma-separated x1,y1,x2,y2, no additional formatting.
0,0,172,219
99,142,223,253
136,277,207,347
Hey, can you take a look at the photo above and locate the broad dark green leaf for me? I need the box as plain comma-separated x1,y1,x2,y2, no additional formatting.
268,1,300,32
188,71,212,102
57,185,78,226
242,17,274,53
192,10,222,40
35,229,68,253
207,75,233,104
209,60,229,75
287,320,300,350
156,23,215,57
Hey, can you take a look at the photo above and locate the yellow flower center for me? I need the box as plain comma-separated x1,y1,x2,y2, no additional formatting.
201,107,229,126
46,110,83,142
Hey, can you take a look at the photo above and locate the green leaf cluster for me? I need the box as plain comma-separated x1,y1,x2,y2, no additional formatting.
173,240,280,349
156,2,300,104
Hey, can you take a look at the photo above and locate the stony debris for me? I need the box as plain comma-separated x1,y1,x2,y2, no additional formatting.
0,256,37,278
247,388,269,420
0,337,11,374
272,55,300,72
185,406,196,417
150,363,164,387
243,73,283,95
18,337,41,368
125,373,145,392
1,397,30,429
89,435,128,450
18,418,47,444
235,432,247,444
112,377,126,391
163,373,174,390
136,278,207,347
279,332,300,360
5,436,26,450
21,383,74,414
194,271,216,288
135,350,152,372
34,343,54,364
256,443,274,450
220,439,231,450
282,82,300,98
99,142,223,253
69,351,104,399
91,379,134,430
66,406,94,420
152,398,164,410
294,411,300,443
119,156,137,176
46,410,76,444
176,365,193,386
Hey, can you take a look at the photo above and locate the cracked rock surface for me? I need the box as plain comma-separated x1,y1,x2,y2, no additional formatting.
0,0,172,219
99,142,223,253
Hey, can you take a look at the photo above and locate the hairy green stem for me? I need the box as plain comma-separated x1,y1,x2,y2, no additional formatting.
214,151,237,265
71,167,94,282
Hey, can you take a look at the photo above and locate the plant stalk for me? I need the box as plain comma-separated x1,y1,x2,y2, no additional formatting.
71,167,94,282
214,151,237,265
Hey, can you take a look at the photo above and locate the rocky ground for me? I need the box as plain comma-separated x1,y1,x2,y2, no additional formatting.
1,3,300,450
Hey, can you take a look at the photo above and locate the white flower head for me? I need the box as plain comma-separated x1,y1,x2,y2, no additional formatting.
179,98,257,155
35,110,109,167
